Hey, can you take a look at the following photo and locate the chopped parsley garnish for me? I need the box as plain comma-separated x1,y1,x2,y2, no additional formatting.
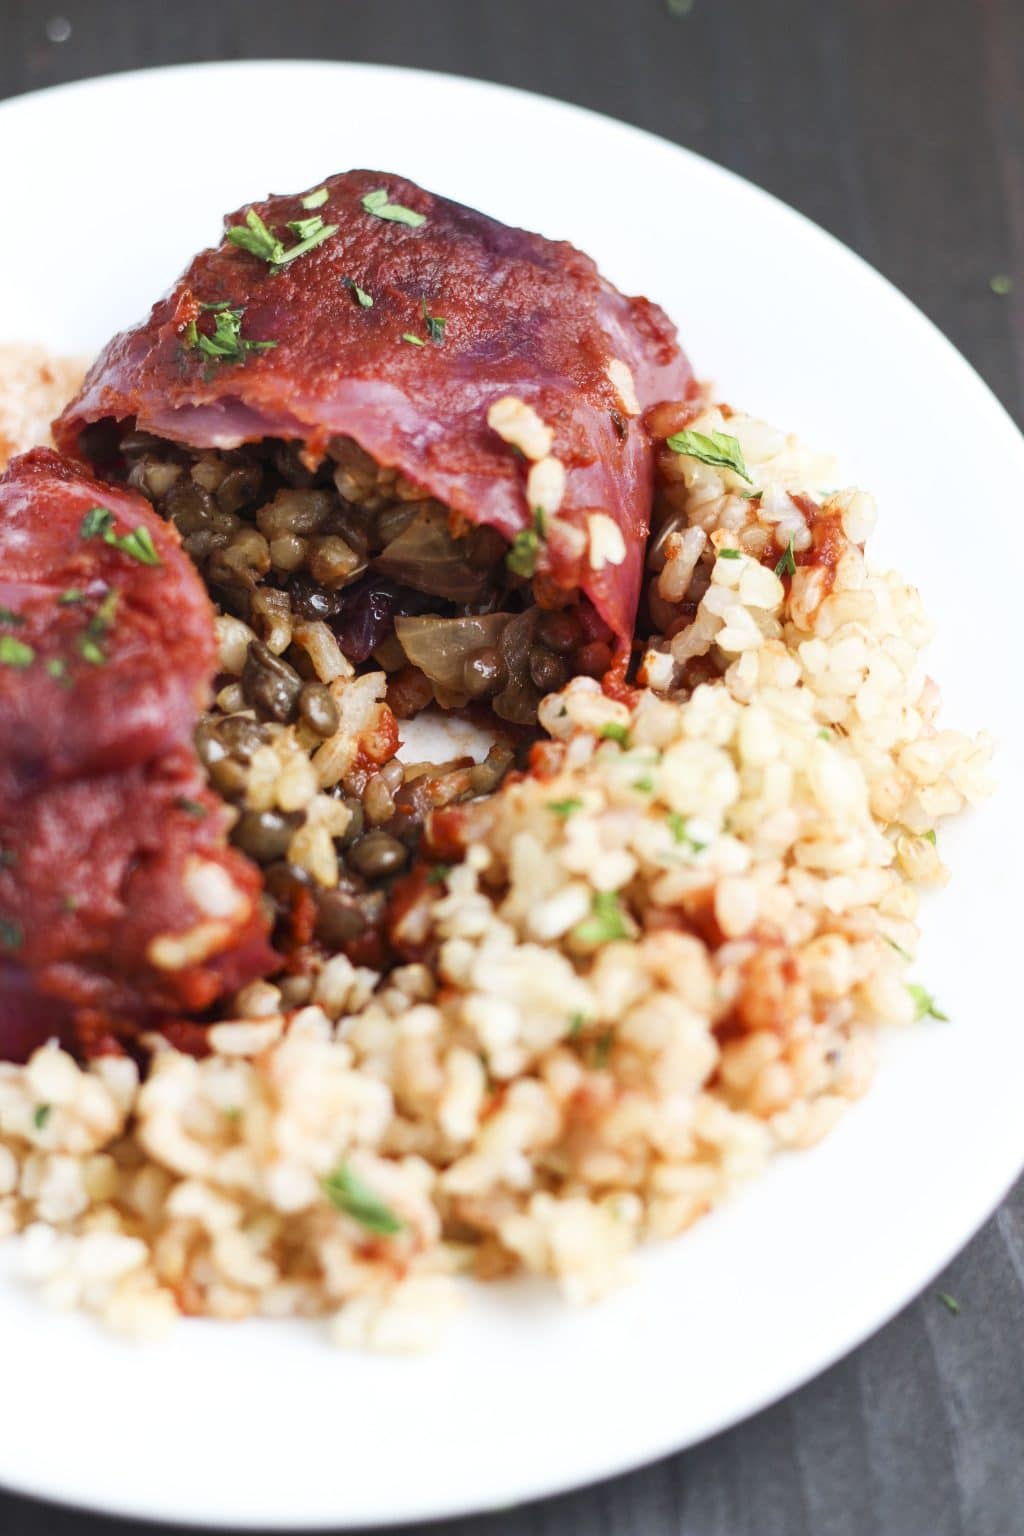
61,895,78,912
633,776,654,793
426,864,451,885
817,728,832,741
774,536,797,578
884,934,913,962
506,527,540,578
58,588,85,605
568,1012,587,1037
176,797,208,819
666,0,695,14
0,917,23,951
184,304,277,370
572,890,632,946
322,1162,404,1235
402,332,425,347
990,274,1013,296
226,207,339,270
80,506,114,540
301,187,329,210
89,589,119,633
421,296,446,344
666,428,752,484
667,812,707,852
0,635,34,668
226,207,279,261
81,508,162,566
273,222,338,266
922,829,937,845
593,1031,614,1069
0,606,24,625
33,1104,52,1130
286,214,328,241
717,548,742,560
598,722,630,746
45,658,69,683
77,638,106,666
107,525,161,566
908,984,949,1022
342,276,373,308
549,797,583,818
360,188,426,227
937,1291,961,1314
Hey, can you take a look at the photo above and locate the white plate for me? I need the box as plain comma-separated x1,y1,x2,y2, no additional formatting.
1,60,1022,1531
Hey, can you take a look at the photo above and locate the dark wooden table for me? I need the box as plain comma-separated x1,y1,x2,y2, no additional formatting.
1,2,1022,1532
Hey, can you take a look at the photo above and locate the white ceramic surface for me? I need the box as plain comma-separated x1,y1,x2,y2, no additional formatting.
0,60,1022,1531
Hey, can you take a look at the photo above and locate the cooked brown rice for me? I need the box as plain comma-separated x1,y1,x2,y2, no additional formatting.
0,397,992,1349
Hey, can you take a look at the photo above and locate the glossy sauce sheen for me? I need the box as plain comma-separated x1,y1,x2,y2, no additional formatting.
0,450,276,1061
54,170,695,647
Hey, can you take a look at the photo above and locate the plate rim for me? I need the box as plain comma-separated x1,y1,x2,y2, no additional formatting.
0,55,1022,1531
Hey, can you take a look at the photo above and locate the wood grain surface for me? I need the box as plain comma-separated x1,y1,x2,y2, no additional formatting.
0,2,1021,1532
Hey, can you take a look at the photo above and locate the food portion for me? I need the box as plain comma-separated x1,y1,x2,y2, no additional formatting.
0,343,87,472
0,390,992,1344
0,450,276,1061
55,170,695,720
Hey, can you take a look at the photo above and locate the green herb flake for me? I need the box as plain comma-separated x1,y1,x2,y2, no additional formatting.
884,934,913,962
0,917,23,951
633,776,655,793
568,1012,587,1038
666,0,695,13
360,188,427,228
226,207,281,262
77,637,106,666
775,536,797,578
88,589,119,634
571,890,632,947
990,274,1013,296
301,187,330,210
593,1031,614,1069
322,1162,404,1236
0,634,34,668
402,332,426,347
427,864,451,886
922,829,937,845
81,507,162,567
598,722,630,746
342,276,374,308
185,303,277,371
0,606,24,625
421,295,446,344
176,796,208,819
908,983,949,1022
506,527,540,578
665,428,752,484
937,1291,961,1314
33,1104,52,1130
80,506,114,540
61,895,78,913
58,588,85,605
226,206,339,271
717,547,742,560
817,728,832,741
667,812,707,852
286,213,327,241
549,797,583,818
